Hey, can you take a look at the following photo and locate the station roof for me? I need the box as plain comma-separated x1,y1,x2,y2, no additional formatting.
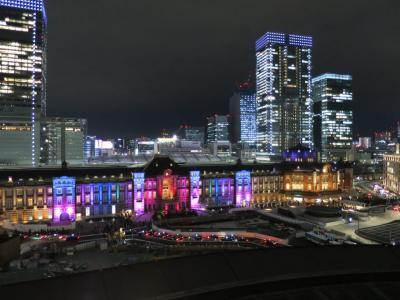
0,155,350,184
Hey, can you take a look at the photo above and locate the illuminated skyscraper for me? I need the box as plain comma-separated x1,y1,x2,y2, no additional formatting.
229,84,257,147
206,114,231,156
312,73,353,162
0,0,46,166
255,32,312,161
206,114,229,144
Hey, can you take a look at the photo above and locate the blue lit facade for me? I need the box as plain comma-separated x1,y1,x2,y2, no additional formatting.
133,172,145,215
282,144,317,163
0,0,47,166
0,156,353,224
256,32,313,160
84,136,96,162
0,0,45,12
313,73,353,162
229,89,257,147
189,171,201,209
235,170,251,207
52,177,76,223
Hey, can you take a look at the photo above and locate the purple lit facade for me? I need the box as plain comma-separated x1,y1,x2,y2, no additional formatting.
133,172,145,215
0,156,353,224
202,177,234,207
190,171,201,209
52,177,75,223
283,145,317,163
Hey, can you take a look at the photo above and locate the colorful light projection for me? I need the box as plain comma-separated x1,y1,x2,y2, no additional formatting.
235,171,252,207
177,177,189,211
78,182,118,208
190,171,201,209
282,147,316,162
157,169,177,201
208,177,234,206
52,176,76,223
144,178,156,209
133,172,145,215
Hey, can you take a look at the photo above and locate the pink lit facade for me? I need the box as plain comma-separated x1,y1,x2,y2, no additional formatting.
52,177,76,223
133,173,145,215
0,156,353,224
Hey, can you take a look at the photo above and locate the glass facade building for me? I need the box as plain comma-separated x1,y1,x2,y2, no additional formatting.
229,88,257,147
40,117,87,166
206,114,229,144
255,32,313,160
84,135,96,162
0,0,46,166
312,73,353,162
178,125,205,145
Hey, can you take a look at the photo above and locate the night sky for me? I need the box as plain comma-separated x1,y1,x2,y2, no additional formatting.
46,0,400,138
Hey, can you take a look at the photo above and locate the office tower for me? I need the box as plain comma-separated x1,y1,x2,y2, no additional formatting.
0,0,47,166
373,131,394,162
135,138,156,155
84,135,96,161
113,138,131,155
206,114,231,156
384,144,400,195
229,84,257,147
206,114,229,144
255,32,312,161
178,125,205,144
397,122,400,141
313,73,353,161
94,138,114,157
357,137,372,150
40,118,87,165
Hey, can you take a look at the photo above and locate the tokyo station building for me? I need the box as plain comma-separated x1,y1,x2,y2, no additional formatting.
0,148,352,225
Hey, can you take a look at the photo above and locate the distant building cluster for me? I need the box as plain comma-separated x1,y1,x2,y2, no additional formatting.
1,1,399,171
84,32,356,165
0,0,357,167
3,1,400,226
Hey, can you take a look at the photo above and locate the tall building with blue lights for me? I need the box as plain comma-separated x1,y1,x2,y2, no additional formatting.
0,0,47,166
313,73,353,162
229,84,257,147
255,32,313,161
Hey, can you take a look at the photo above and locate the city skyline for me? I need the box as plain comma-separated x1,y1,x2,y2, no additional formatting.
2,2,400,295
45,0,400,137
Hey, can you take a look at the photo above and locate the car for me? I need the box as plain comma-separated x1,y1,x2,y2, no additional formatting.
238,236,247,242
144,231,153,237
66,234,80,241
164,234,175,240
209,234,219,241
43,272,55,278
176,236,184,242
193,234,202,241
